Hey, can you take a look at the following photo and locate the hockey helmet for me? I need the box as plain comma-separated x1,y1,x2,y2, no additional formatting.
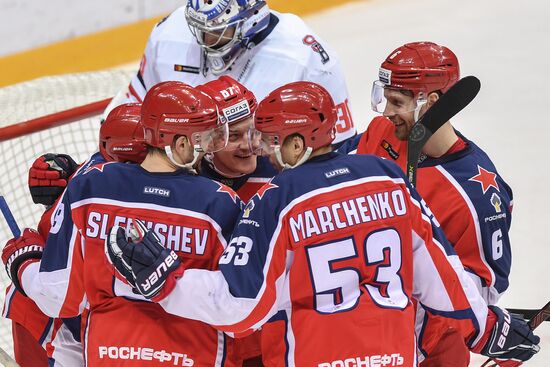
197,76,257,125
141,81,229,168
371,42,460,117
185,0,270,74
254,81,337,169
100,103,147,163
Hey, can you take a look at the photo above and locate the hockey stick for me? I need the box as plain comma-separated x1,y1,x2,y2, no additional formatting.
0,348,19,367
406,75,482,186
0,196,21,238
480,300,550,367
507,307,550,321
0,196,21,366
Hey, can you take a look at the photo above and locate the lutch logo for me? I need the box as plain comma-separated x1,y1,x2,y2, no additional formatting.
143,186,171,198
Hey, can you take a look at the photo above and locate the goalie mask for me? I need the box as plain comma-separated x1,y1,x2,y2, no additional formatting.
371,41,460,121
100,103,147,163
253,81,337,169
141,81,229,170
185,0,270,74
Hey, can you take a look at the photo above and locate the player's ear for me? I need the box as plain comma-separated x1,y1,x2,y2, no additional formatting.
173,135,190,154
292,135,305,156
426,92,440,107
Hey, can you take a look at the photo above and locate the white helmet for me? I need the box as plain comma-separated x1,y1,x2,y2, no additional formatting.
185,0,270,74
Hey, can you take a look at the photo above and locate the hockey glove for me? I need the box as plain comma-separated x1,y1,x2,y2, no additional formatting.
1,228,44,297
105,219,184,301
29,153,79,206
473,305,540,362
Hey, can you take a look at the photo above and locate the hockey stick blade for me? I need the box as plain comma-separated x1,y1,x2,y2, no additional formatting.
480,300,550,367
0,195,21,238
406,76,481,186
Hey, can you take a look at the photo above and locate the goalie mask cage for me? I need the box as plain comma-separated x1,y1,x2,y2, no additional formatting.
0,70,134,358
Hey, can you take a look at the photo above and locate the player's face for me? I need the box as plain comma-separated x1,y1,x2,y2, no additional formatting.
383,89,418,141
203,27,236,49
212,117,258,176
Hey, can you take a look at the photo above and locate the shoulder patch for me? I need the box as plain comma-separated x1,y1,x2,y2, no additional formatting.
302,35,330,64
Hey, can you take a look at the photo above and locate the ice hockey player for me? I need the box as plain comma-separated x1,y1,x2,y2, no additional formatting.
349,41,515,367
3,83,243,366
197,76,277,204
105,81,540,367
109,0,356,146
3,103,147,367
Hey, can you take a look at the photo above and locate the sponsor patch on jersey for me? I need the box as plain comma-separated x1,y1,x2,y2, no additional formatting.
222,100,250,124
302,35,330,64
490,192,502,213
174,64,200,74
143,186,171,198
324,167,350,178
381,140,399,160
379,68,391,85
242,200,255,218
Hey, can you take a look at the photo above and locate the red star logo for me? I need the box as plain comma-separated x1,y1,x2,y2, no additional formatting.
216,183,239,204
255,182,279,200
82,161,116,175
469,165,499,194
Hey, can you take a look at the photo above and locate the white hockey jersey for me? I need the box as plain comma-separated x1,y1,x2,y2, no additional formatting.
118,7,356,144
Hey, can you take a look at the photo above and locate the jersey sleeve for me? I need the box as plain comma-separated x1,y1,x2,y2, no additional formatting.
20,182,87,319
406,185,489,348
303,34,355,143
159,182,287,333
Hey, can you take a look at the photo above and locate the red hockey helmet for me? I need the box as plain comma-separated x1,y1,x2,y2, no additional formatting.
379,41,459,94
197,76,257,125
99,103,147,163
141,81,228,155
254,81,336,168
372,42,460,115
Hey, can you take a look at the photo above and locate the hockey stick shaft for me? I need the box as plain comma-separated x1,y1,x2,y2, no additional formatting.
406,75,482,186
0,347,19,367
480,300,550,367
0,196,20,238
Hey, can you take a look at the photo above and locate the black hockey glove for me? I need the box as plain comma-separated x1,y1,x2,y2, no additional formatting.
29,153,79,206
1,228,45,297
105,219,184,301
474,305,540,362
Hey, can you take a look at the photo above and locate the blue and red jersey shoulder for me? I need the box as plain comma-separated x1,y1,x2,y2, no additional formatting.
219,152,455,299
42,163,242,274
200,156,277,202
416,137,513,294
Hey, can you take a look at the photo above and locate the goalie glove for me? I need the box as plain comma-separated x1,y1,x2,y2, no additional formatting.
105,219,184,301
1,228,44,297
472,306,540,363
29,153,79,206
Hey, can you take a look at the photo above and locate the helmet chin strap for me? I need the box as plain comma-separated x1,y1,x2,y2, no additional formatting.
275,146,313,170
164,145,200,174
414,99,427,122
